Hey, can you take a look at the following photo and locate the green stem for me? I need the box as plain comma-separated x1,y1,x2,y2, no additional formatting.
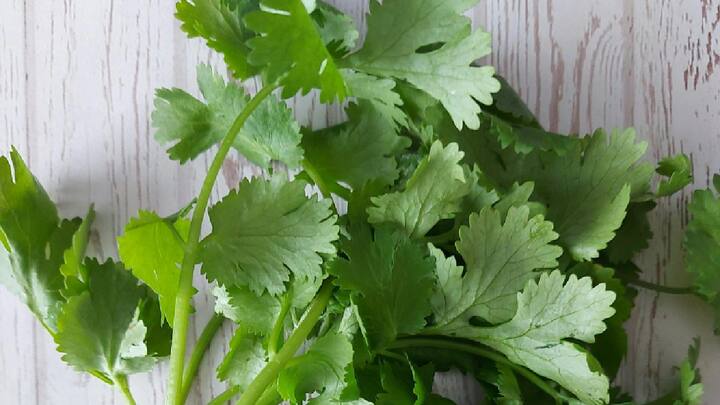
179,313,226,403
256,382,281,405
378,350,407,362
113,374,137,405
268,288,293,357
208,386,241,405
389,337,562,404
166,84,278,405
235,280,334,405
628,279,697,295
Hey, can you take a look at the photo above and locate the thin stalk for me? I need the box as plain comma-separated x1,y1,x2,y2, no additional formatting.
208,386,240,405
235,280,334,405
113,374,137,405
179,313,226,403
268,288,293,357
628,278,697,295
378,350,407,362
389,337,562,404
166,84,278,405
256,382,281,405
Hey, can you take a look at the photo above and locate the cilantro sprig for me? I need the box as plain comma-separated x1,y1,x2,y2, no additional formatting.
0,1,717,404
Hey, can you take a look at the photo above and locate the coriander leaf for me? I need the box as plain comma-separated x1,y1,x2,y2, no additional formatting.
484,75,541,128
486,114,576,156
202,174,338,295
244,0,347,102
59,206,95,297
302,102,409,190
138,290,173,357
55,259,159,380
430,205,562,329
175,0,258,79
329,227,435,350
529,129,653,261
217,327,267,391
604,201,655,264
647,339,703,405
278,332,354,403
452,165,500,228
465,271,615,404
676,339,703,405
471,128,653,261
0,149,80,332
213,285,280,334
684,181,720,332
656,154,693,197
152,64,302,167
343,70,408,128
569,263,636,378
495,364,523,404
375,360,454,405
354,0,477,60
349,0,499,129
492,181,539,219
313,2,359,57
117,210,190,326
368,141,469,238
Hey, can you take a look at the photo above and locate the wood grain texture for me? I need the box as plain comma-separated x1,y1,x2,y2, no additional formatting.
0,0,718,404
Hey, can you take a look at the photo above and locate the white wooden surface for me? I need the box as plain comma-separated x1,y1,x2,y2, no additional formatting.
1,1,719,404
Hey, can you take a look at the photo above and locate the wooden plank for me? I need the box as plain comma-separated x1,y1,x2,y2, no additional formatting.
620,0,720,401
0,1,39,404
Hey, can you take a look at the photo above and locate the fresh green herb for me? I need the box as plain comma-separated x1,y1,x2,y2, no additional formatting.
1,1,717,404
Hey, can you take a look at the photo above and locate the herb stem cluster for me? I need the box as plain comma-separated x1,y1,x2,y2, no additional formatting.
166,84,278,405
236,279,335,405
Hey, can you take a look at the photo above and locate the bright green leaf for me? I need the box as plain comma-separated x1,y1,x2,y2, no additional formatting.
465,271,616,404
118,210,190,326
343,70,408,128
430,205,562,329
368,141,469,238
213,285,280,334
152,64,302,166
302,102,410,190
472,128,653,261
55,259,159,381
684,183,720,332
350,0,499,129
175,0,258,79
60,206,95,297
314,2,359,57
676,339,703,405
202,174,338,295
278,332,354,403
217,327,267,391
245,0,347,102
0,149,81,332
656,154,693,197
330,227,435,349
569,262,636,378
